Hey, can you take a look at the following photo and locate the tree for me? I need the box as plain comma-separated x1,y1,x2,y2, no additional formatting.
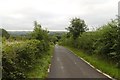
66,18,87,39
31,21,49,42
32,21,42,40
0,28,10,39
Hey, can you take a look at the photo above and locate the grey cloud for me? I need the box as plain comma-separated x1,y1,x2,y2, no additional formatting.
1,0,119,31
2,9,68,30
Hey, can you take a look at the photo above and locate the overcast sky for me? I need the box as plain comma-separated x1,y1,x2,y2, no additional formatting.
0,0,119,31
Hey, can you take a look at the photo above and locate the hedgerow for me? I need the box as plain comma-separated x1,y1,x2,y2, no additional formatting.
2,40,49,79
60,19,120,68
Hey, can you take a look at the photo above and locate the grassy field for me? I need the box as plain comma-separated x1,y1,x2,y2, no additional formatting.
26,45,54,79
65,46,120,80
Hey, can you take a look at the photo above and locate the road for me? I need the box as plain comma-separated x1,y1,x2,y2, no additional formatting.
48,45,111,79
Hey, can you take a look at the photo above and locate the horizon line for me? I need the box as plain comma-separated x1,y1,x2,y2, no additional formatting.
6,30,67,32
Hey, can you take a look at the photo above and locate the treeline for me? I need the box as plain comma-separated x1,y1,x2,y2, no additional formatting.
60,18,120,68
2,21,52,79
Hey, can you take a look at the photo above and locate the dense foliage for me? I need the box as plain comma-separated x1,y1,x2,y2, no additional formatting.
2,21,51,79
2,40,50,79
60,18,120,68
31,21,49,42
66,18,87,39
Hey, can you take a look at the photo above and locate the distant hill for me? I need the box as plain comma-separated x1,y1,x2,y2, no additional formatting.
8,31,32,36
49,31,67,35
8,30,67,36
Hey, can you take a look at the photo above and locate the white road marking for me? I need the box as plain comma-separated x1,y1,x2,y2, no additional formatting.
61,66,64,69
48,68,50,72
56,57,65,72
48,64,51,72
67,48,115,80
57,57,60,61
74,61,77,64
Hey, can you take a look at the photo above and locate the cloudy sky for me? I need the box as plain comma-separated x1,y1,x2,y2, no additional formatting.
0,0,119,31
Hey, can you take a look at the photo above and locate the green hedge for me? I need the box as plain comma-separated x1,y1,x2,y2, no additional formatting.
60,20,120,68
2,40,49,79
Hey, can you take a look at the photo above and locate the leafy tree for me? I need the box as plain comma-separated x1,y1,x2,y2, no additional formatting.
66,18,87,39
31,21,50,50
32,21,49,41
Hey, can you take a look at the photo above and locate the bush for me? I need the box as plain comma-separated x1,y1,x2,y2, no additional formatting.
76,32,98,54
2,40,50,79
94,21,119,63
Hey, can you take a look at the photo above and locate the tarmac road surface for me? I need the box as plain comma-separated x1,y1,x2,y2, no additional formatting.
48,45,111,79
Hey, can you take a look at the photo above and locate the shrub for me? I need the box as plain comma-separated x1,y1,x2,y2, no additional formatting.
2,40,50,79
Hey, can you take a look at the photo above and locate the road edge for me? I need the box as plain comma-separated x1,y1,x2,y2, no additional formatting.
48,56,53,73
65,47,115,80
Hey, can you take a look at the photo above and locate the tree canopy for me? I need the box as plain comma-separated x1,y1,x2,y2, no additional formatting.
66,18,87,39
31,21,49,41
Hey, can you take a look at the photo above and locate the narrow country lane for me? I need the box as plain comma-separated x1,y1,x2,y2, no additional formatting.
48,45,111,79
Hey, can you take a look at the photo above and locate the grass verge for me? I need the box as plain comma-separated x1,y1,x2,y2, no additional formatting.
26,45,54,79
64,46,120,80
